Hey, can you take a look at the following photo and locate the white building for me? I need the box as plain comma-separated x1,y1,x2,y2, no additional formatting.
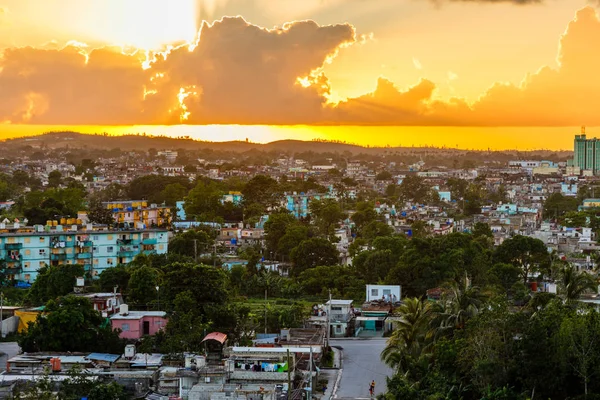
366,284,401,302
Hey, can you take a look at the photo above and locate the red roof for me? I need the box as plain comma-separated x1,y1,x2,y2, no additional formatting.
201,332,227,345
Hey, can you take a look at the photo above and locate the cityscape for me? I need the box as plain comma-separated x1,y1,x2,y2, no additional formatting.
1,1,600,399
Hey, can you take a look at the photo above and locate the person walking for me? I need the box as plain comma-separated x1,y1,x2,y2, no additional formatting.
369,380,376,397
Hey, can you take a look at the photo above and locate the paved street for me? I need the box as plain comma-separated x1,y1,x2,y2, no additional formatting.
331,339,392,399
0,342,20,371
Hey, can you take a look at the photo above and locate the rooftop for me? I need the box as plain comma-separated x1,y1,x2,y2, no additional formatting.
110,311,166,320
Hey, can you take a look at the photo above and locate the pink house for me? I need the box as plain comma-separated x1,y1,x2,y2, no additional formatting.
110,305,167,340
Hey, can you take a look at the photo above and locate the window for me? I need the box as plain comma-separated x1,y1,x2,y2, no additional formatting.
24,238,30,244
39,237,45,243
93,247,98,252
121,323,130,331
107,246,114,253
155,320,163,326
94,259,99,264
24,274,30,281
107,258,114,265
39,261,45,267
336,325,342,333
107,235,113,240
383,289,391,296
67,236,72,242
39,249,46,255
371,289,378,297
24,262,30,268
66,248,73,254
93,236,99,241
331,306,342,311
133,234,139,239
158,244,164,250
25,249,31,255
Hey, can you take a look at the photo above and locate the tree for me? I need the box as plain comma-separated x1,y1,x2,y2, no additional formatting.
242,175,281,211
351,201,377,232
88,382,127,400
160,183,188,207
47,170,62,188
472,222,493,238
398,175,429,204
127,266,160,308
277,225,310,260
309,198,346,237
18,296,123,353
184,180,223,221
86,195,114,225
376,171,393,181
289,238,339,275
27,264,84,305
543,193,578,220
494,235,549,284
169,229,213,259
559,311,600,396
381,298,434,373
95,265,131,294
557,264,597,303
264,212,296,254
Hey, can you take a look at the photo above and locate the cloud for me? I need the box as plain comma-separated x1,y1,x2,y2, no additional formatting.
145,17,355,124
0,44,148,124
0,7,599,126
430,0,541,3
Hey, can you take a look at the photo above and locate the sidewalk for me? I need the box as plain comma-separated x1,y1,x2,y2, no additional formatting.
316,347,343,399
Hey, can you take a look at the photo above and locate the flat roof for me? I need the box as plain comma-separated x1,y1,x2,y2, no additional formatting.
110,311,166,320
231,347,321,354
326,300,353,306
0,228,168,237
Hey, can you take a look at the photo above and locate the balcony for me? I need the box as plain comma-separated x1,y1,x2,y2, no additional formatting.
117,238,133,245
50,253,67,261
3,267,21,275
143,250,157,256
51,248,67,254
76,240,93,247
141,238,157,245
5,243,22,250
76,252,92,259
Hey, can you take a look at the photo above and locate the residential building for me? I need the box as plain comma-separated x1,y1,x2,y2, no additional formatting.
222,191,243,205
157,150,178,162
0,223,168,282
572,128,600,175
366,285,401,302
110,305,167,340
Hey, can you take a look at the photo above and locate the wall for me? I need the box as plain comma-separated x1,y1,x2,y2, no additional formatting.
366,285,401,302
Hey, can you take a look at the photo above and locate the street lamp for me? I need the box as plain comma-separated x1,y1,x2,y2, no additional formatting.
156,286,160,310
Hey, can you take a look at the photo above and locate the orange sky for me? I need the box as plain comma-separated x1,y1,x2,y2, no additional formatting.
0,0,598,149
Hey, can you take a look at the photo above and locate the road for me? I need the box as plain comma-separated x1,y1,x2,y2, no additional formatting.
0,342,20,371
331,339,392,399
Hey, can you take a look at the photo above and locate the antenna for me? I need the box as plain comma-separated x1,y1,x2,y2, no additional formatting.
582,126,586,134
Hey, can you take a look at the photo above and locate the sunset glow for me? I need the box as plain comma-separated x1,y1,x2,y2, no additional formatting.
0,0,598,149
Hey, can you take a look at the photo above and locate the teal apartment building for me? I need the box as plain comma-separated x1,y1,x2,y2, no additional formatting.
572,129,600,174
1,224,168,283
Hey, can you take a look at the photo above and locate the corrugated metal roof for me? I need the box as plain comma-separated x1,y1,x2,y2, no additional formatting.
201,331,227,344
86,353,120,363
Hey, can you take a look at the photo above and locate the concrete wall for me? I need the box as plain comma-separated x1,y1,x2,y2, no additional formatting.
1,316,19,336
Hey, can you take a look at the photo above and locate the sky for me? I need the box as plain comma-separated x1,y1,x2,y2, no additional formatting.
0,0,598,149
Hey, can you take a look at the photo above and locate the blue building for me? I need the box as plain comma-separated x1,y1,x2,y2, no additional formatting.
285,193,330,218
0,224,168,283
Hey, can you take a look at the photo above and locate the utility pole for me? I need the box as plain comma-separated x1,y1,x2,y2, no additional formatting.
326,289,331,348
287,348,291,400
0,291,4,339
308,346,313,399
264,289,268,335
193,239,198,263
213,244,217,267
113,285,118,315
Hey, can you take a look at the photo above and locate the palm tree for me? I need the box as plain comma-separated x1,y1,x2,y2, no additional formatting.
557,263,597,303
436,280,483,332
381,297,434,373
